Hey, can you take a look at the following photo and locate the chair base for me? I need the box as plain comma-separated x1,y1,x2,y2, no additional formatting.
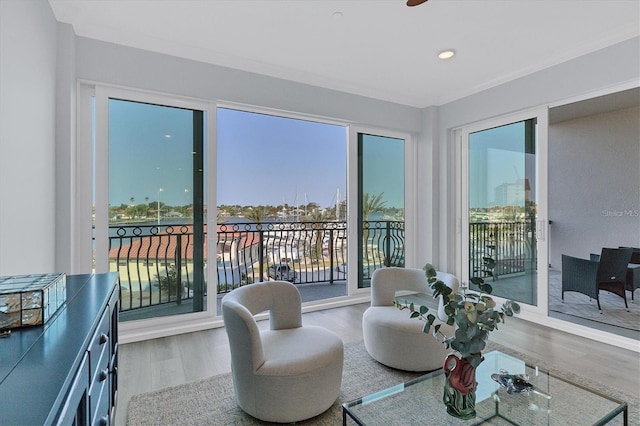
598,281,629,310
363,306,451,372
238,326,344,423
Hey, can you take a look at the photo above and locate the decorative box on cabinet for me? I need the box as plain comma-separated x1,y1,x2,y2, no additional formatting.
0,273,119,425
0,272,67,330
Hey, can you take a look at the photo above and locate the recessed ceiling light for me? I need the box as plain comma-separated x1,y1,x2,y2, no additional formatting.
438,49,456,60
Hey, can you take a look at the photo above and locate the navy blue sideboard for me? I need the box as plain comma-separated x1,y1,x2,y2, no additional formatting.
0,273,119,425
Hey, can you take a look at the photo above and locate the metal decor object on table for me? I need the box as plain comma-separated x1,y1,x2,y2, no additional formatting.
342,351,627,425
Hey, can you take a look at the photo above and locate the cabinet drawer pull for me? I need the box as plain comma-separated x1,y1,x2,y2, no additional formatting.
99,333,108,344
99,368,109,382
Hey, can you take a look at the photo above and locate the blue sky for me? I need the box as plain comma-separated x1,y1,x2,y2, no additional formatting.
216,108,347,208
109,100,194,207
216,110,405,209
108,100,525,211
108,102,348,209
469,121,531,208
361,134,404,209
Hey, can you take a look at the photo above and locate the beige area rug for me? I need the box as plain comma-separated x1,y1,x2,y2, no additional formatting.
126,341,638,426
548,271,640,332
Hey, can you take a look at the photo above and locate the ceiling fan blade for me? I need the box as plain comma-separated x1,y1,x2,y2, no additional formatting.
406,0,429,6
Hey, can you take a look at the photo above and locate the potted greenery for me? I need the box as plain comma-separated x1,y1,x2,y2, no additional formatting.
396,262,520,419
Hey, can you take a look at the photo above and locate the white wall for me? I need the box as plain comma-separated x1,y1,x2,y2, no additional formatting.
415,106,440,268
74,37,422,133
549,106,640,268
55,22,77,273
0,0,58,275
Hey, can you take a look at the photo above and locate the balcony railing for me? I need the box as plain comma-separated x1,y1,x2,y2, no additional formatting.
469,219,536,281
109,219,532,313
109,224,200,311
109,220,404,313
216,220,349,291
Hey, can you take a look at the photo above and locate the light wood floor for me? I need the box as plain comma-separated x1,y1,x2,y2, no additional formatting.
115,303,639,425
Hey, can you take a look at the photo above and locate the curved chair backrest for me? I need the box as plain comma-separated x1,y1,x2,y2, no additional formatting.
222,281,302,373
597,247,633,283
370,267,428,307
370,267,460,322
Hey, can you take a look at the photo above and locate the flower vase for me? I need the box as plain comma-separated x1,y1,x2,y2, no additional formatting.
442,354,477,420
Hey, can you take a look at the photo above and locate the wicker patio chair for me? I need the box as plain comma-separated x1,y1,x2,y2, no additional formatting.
596,247,633,309
562,247,633,310
596,247,640,300
561,254,599,302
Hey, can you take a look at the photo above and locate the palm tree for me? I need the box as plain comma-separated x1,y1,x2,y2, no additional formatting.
305,202,320,216
216,210,227,224
244,206,269,225
127,197,136,219
303,208,327,262
362,192,386,220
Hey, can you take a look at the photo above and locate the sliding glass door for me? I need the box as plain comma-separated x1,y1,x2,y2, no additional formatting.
94,88,210,323
459,110,547,309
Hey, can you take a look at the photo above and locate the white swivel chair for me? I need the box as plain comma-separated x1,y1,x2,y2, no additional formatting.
221,281,344,423
363,267,459,372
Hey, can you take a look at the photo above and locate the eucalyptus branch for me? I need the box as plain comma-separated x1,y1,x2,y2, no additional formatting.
394,300,452,343
396,262,521,368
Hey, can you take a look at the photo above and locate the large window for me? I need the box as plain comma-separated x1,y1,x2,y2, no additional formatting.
81,86,413,340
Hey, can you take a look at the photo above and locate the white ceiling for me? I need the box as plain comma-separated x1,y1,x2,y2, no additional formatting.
49,0,639,108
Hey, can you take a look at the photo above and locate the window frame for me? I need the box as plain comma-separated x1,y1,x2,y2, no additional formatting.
79,83,217,340
347,125,417,295
78,85,418,342
455,107,549,317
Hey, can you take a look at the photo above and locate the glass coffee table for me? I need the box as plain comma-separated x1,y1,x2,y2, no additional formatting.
343,351,628,425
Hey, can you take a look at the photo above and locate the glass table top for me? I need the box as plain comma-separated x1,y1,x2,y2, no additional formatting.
342,351,627,425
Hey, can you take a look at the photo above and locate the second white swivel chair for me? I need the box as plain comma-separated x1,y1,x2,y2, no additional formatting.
363,267,459,372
